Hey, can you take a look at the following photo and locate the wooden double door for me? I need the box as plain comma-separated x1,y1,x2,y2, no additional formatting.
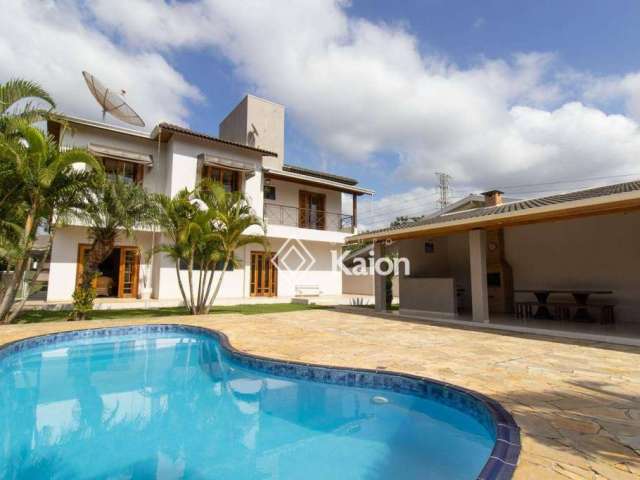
250,251,277,297
77,245,140,298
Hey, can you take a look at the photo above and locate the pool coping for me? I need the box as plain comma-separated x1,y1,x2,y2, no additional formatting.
0,323,521,480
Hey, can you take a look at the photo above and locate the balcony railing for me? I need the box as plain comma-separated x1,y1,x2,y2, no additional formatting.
264,203,354,233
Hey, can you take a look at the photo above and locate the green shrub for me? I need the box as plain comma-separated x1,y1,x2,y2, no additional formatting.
70,286,96,321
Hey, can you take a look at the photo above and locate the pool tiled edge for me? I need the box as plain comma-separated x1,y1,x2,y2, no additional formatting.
0,323,521,480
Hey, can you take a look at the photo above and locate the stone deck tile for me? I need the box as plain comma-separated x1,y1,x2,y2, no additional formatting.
1,309,639,479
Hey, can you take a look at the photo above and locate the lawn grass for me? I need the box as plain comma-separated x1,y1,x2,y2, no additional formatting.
13,303,328,324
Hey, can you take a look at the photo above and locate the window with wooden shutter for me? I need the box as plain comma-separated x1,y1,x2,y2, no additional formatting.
202,165,240,192
102,157,144,184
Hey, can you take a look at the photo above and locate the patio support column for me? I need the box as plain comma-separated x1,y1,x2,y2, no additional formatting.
373,242,386,312
469,229,490,323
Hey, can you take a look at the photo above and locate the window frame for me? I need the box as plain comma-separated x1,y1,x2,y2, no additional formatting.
102,157,144,184
201,165,240,192
264,185,276,200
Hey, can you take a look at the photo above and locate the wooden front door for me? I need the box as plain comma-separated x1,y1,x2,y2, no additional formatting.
75,245,139,298
118,247,140,298
250,251,277,297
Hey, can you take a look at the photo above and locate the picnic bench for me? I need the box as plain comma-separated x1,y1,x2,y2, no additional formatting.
514,289,614,324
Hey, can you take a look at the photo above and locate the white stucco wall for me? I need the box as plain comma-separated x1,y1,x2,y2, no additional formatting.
59,124,166,194
505,211,640,323
266,178,342,213
47,226,154,301
395,211,640,322
268,238,343,297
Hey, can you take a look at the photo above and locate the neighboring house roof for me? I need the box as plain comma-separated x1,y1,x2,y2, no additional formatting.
283,164,358,186
264,168,374,195
349,180,640,242
155,123,278,157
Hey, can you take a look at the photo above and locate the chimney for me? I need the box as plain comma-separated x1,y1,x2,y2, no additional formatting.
482,189,504,207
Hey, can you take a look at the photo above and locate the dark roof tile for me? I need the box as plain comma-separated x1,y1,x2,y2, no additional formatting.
363,180,640,235
157,123,278,156
283,164,358,185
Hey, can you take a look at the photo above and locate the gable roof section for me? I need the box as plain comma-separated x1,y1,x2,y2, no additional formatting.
156,123,278,156
349,180,640,241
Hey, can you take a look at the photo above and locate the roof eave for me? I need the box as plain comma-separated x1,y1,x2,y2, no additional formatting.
265,168,374,195
155,123,278,157
348,190,640,242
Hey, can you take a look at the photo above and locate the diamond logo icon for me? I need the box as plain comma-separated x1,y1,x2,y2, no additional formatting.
270,238,316,273
270,239,316,293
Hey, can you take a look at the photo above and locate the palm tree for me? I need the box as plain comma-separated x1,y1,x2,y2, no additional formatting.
0,79,55,130
156,179,267,315
199,180,268,314
0,121,100,322
73,176,158,319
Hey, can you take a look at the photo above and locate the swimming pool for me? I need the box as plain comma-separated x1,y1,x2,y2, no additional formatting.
0,325,519,479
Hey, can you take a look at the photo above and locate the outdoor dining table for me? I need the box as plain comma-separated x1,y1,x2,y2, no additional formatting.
514,289,613,321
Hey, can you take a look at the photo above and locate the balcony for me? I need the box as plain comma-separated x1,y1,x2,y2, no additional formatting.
264,203,354,233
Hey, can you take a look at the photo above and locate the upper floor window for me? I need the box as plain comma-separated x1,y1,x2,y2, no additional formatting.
202,166,240,192
264,185,276,200
299,190,326,229
103,158,144,184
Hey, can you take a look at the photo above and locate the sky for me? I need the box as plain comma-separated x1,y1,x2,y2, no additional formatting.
2,0,640,229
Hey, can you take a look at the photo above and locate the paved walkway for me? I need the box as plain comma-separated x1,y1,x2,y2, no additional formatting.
1,310,638,479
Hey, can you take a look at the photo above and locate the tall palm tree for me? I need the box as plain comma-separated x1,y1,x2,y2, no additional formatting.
73,176,158,318
0,121,100,322
156,179,267,315
199,180,268,314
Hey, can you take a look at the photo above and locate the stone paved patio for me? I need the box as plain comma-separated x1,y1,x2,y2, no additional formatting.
1,309,638,479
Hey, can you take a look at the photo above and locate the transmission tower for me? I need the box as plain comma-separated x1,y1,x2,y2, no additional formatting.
435,172,452,210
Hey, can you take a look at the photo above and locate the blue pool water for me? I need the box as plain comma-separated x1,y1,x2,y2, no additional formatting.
0,329,495,479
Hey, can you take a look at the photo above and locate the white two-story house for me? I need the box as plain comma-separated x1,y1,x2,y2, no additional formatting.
46,95,373,304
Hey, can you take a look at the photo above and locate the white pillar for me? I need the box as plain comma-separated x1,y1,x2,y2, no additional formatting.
373,242,386,312
469,229,489,322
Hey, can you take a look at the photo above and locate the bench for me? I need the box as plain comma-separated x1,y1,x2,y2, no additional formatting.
295,285,321,297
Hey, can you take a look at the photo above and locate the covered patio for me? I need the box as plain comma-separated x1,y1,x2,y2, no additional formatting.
354,181,640,346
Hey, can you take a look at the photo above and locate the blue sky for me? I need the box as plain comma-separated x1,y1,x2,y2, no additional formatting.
3,1,640,227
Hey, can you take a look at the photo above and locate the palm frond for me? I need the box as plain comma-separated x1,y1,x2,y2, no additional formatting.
0,79,55,115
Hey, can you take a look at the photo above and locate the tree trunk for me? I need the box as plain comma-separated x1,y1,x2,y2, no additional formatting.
205,256,230,314
196,258,206,314
0,207,37,323
0,255,30,323
6,241,52,323
187,254,196,314
81,236,116,290
71,234,117,321
174,260,189,308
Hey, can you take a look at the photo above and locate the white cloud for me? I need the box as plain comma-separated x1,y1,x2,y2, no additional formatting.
0,0,201,129
583,72,640,122
4,0,640,211
85,0,640,195
357,186,440,231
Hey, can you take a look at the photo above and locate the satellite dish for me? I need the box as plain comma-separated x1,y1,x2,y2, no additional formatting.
82,71,145,127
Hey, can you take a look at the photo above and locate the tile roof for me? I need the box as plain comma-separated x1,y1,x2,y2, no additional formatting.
362,180,640,236
282,164,358,185
157,123,278,156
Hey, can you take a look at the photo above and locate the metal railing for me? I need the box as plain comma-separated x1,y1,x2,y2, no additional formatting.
264,203,354,233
